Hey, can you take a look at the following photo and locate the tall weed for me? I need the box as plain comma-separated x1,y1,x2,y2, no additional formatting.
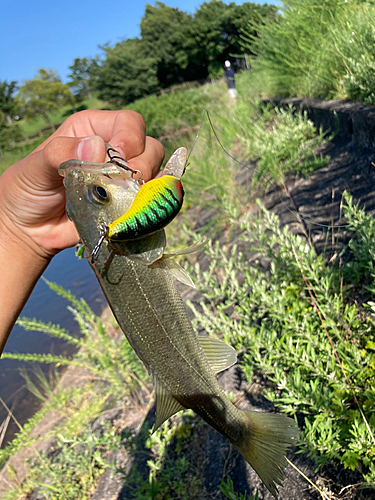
0,281,147,469
244,0,375,102
3,280,147,396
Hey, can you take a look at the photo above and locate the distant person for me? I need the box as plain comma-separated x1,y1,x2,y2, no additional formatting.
224,60,237,103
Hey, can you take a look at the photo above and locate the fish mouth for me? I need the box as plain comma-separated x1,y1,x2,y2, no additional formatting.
58,159,85,178
58,159,134,181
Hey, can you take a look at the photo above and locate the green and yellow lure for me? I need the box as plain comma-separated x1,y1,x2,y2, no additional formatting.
107,175,184,240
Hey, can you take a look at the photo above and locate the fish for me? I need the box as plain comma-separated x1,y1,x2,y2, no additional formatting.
58,147,298,497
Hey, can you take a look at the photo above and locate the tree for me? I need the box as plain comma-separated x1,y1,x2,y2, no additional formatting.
0,110,23,158
19,69,73,130
140,2,193,87
190,0,278,77
67,57,99,101
94,1,278,104
0,80,19,124
94,38,159,106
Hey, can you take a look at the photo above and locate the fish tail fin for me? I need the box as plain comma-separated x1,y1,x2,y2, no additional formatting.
236,411,299,498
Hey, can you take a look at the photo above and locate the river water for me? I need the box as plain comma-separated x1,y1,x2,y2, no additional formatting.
0,247,106,446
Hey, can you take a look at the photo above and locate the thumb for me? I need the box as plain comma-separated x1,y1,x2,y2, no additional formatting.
22,135,107,190
76,135,106,162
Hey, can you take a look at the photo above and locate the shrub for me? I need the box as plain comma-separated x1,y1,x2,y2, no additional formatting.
188,194,375,486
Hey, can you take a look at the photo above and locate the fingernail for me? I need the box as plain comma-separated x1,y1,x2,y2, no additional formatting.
77,136,103,162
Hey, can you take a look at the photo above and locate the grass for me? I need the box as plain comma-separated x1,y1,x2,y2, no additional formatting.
243,0,375,103
18,97,108,136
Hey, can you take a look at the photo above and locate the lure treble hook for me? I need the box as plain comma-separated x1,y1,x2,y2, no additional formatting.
90,222,109,264
107,147,144,184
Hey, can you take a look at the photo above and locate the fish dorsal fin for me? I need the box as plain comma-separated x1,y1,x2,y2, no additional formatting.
198,337,237,374
163,259,195,288
153,379,185,432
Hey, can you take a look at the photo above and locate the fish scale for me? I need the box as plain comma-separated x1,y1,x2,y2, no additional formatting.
96,252,244,444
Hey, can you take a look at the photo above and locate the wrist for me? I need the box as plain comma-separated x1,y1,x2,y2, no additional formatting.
0,208,53,263
0,214,51,353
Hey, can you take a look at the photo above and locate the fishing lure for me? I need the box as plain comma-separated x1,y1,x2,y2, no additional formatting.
107,175,184,241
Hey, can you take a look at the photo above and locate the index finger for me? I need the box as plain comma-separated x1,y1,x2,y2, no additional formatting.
35,110,147,160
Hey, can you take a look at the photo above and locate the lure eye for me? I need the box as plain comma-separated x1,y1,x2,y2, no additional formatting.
86,184,110,205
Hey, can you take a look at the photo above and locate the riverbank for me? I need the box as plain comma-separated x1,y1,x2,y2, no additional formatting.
1,97,375,499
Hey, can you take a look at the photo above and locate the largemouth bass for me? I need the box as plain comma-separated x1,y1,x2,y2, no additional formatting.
59,148,298,497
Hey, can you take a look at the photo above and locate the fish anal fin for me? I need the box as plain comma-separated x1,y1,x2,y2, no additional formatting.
153,379,185,432
198,336,237,374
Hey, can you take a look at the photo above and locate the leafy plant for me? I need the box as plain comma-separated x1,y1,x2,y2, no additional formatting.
188,195,375,486
243,0,375,102
120,413,200,500
220,476,258,500
235,103,329,188
3,424,121,500
3,280,147,397
0,281,148,473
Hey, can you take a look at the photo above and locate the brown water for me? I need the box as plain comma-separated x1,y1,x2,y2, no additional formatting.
0,247,106,446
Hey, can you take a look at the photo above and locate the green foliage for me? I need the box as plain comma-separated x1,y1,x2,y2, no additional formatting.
168,91,329,235
0,116,23,155
0,80,19,123
235,102,329,188
220,476,258,500
3,279,147,394
93,1,277,105
18,69,74,128
67,57,99,101
191,0,277,78
0,80,24,154
188,195,375,485
121,414,200,500
95,38,159,106
0,280,147,471
244,0,375,102
19,364,59,403
341,191,375,286
37,426,120,500
0,401,54,468
140,2,192,88
3,424,122,500
127,82,218,138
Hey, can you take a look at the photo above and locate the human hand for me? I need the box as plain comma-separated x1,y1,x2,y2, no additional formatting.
0,110,164,261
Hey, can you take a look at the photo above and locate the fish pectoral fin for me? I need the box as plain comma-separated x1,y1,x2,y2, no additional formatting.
153,379,186,432
163,259,195,288
198,336,237,374
163,238,208,258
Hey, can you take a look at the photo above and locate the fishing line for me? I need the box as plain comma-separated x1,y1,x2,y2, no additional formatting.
190,107,351,231
188,108,249,170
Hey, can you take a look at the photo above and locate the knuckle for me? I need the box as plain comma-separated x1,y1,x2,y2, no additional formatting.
42,137,60,164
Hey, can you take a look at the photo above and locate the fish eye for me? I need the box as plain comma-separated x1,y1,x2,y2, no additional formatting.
86,184,110,205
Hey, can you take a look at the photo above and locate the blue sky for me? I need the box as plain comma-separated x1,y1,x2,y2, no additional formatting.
1,0,281,84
